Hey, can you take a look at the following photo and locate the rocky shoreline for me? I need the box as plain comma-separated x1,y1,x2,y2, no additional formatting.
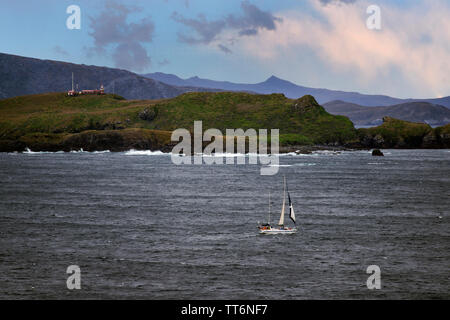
1,122,449,154
278,144,357,154
2,139,447,155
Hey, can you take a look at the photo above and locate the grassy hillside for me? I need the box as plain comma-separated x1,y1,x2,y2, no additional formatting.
0,93,172,151
141,92,357,145
0,92,358,151
356,116,450,148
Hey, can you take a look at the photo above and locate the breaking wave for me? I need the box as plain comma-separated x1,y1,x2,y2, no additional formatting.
23,147,110,154
293,163,316,166
124,149,170,156
266,164,292,167
201,153,246,157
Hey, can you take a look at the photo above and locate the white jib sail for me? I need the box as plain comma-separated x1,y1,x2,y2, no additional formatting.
290,204,296,223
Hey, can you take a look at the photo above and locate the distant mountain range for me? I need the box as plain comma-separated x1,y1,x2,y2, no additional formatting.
323,100,450,127
0,53,218,100
1,52,449,128
143,72,450,108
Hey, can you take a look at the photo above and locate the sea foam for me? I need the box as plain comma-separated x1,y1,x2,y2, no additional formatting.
124,149,169,156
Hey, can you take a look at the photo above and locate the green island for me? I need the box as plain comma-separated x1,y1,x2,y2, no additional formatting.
0,92,448,152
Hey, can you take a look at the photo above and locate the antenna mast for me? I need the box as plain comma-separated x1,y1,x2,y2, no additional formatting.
71,72,74,91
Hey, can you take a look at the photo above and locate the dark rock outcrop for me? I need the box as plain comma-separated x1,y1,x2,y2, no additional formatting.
372,149,384,156
139,107,158,121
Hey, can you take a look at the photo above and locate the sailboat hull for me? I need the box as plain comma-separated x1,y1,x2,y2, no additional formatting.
259,227,297,234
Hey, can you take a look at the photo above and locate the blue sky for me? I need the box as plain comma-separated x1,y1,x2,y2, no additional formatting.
1,0,448,99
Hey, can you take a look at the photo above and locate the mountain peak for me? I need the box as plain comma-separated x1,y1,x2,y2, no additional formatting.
260,75,296,88
265,75,283,82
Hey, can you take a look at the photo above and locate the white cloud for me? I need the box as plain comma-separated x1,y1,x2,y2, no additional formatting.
235,0,450,98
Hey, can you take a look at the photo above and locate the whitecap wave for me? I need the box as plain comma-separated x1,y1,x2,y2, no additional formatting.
70,148,84,153
311,150,343,156
24,147,51,154
23,147,110,154
202,152,246,157
277,152,313,157
293,163,316,166
266,164,292,167
124,149,170,156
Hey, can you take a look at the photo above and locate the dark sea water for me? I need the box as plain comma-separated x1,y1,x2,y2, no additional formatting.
0,149,449,299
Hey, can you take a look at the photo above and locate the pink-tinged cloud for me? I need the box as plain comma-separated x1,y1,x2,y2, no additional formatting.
238,0,450,98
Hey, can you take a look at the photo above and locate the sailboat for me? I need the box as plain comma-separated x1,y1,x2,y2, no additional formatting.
258,176,297,234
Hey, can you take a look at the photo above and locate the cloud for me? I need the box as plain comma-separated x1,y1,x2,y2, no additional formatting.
239,29,258,36
226,1,282,33
158,59,170,67
238,0,450,98
87,1,154,72
318,0,357,5
171,12,226,44
172,1,281,51
217,44,232,54
53,45,69,56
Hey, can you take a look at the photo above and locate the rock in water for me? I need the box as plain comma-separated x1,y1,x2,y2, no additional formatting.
372,149,384,156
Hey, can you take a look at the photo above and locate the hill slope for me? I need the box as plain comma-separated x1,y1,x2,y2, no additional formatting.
0,53,219,100
0,92,357,151
139,92,357,145
1,92,448,152
323,100,450,126
356,117,450,148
